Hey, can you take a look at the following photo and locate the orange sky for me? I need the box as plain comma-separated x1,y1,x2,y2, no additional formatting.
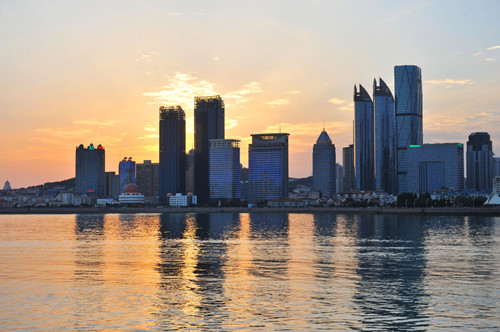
1,1,499,188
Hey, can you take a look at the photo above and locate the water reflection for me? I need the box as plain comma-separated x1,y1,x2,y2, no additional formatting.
354,215,428,331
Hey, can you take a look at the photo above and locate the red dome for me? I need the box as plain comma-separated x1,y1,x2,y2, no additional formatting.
124,183,139,193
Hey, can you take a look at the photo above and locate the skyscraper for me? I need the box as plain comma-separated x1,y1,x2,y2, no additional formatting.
119,157,136,192
336,163,343,194
374,77,396,194
312,129,336,197
354,84,374,190
406,143,464,193
194,95,225,204
249,133,289,201
394,65,423,193
105,171,120,198
159,106,186,203
75,143,105,197
209,139,241,201
185,149,195,193
136,160,159,201
342,144,355,192
466,132,493,191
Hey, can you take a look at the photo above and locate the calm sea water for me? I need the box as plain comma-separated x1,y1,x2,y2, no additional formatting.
0,213,499,331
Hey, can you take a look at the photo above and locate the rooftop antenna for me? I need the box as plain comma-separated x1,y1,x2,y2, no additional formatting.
323,119,325,131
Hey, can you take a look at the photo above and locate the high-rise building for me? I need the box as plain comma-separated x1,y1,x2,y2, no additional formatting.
136,160,159,200
209,139,240,201
494,157,500,178
406,143,464,193
249,133,289,201
394,65,423,193
466,132,493,191
194,95,225,204
374,78,396,194
354,84,374,190
119,157,136,192
105,171,120,198
159,106,186,203
342,144,355,192
3,181,11,191
75,143,105,197
335,163,343,195
312,129,336,197
185,149,195,193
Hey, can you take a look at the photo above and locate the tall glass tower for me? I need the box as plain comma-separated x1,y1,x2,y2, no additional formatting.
159,106,186,203
374,78,396,194
354,84,374,191
209,139,241,201
394,65,423,193
313,129,336,197
249,133,289,201
75,143,106,197
342,144,355,192
194,95,225,204
119,157,136,193
466,132,493,191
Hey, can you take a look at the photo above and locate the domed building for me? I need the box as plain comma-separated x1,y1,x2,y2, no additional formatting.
118,183,145,206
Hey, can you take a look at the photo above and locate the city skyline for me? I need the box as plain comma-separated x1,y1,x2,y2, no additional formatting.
1,1,500,188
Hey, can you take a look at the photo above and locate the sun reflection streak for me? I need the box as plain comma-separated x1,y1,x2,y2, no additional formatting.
180,215,201,317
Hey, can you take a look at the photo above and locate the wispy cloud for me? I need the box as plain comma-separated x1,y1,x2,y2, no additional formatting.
425,78,474,87
33,127,122,145
328,98,346,105
73,120,115,126
223,82,263,106
144,125,156,132
212,56,219,61
487,45,500,51
137,134,159,140
136,51,158,62
225,119,238,130
485,58,496,62
267,99,290,107
338,102,354,111
285,90,301,95
473,52,483,57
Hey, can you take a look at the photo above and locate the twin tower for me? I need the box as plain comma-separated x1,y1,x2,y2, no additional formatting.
352,65,422,194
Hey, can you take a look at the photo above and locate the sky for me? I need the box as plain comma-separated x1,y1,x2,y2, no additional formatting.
1,0,500,188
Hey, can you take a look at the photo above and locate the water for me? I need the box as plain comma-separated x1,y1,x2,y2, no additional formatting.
0,213,499,331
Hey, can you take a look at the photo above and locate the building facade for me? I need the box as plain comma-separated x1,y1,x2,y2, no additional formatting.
342,144,355,192
406,143,464,193
119,157,136,193
136,160,159,201
494,157,500,178
105,171,120,198
75,143,106,197
374,77,396,194
394,65,423,193
336,163,343,195
354,84,374,191
209,139,241,201
249,133,289,201
194,95,225,204
159,106,186,203
185,149,195,194
312,130,336,197
466,132,493,191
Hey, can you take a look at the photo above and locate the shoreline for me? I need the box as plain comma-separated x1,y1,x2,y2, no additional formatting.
1,207,499,216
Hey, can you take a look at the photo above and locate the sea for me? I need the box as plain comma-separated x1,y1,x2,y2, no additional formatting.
0,213,499,331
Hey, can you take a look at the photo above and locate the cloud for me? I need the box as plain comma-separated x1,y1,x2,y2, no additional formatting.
212,56,219,61
225,119,238,130
285,90,301,95
136,51,158,62
137,134,159,140
473,52,483,57
328,98,346,105
425,110,500,136
73,120,115,126
33,127,122,145
144,125,156,132
425,78,474,87
487,45,500,51
267,99,290,107
485,58,496,62
223,82,263,106
338,102,354,111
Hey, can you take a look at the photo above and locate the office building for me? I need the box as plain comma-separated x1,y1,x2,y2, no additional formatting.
406,143,464,193
185,149,195,193
336,163,343,195
354,84,374,190
136,160,159,200
75,143,105,197
374,77,396,193
394,65,423,193
119,157,136,192
312,129,336,197
159,106,186,203
494,157,500,177
105,171,120,198
209,139,241,201
466,132,493,191
249,133,289,201
342,144,355,192
194,95,225,203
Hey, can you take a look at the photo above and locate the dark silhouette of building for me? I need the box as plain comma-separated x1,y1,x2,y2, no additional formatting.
119,157,135,193
136,160,159,201
466,132,493,191
194,95,225,204
249,133,289,201
354,84,374,190
105,171,120,198
343,144,355,192
159,106,186,203
313,129,336,197
374,78,396,194
395,65,423,193
185,149,195,193
75,143,105,197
